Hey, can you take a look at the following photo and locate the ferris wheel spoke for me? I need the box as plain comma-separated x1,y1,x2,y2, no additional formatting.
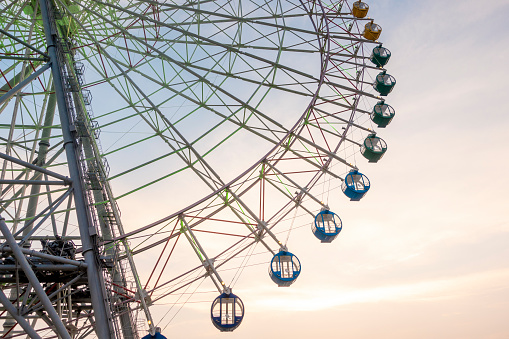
124,176,274,258
127,187,255,257
150,271,208,304
0,28,47,59
93,61,296,155
86,0,323,84
63,5,324,148
150,232,260,301
74,52,197,158
265,160,327,206
66,5,295,137
105,43,318,106
293,132,354,169
0,64,50,107
0,4,27,34
0,1,18,18
306,119,363,148
276,144,344,179
313,100,371,120
136,0,317,34
0,150,66,209
82,53,294,185
82,60,233,192
112,135,344,240
94,41,317,105
264,188,316,229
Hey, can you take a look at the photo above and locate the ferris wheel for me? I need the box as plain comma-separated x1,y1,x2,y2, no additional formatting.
0,0,397,338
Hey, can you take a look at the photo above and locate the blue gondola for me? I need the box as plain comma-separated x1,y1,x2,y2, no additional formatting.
142,333,167,339
342,170,370,201
211,292,244,332
312,209,342,243
373,71,396,96
269,250,301,287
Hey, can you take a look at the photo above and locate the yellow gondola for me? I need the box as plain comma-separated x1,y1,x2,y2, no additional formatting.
352,1,369,18
363,20,382,41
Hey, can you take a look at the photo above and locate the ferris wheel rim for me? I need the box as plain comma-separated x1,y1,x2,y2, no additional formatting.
107,0,381,246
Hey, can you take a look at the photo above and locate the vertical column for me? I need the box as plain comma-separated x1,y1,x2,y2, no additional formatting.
37,0,113,338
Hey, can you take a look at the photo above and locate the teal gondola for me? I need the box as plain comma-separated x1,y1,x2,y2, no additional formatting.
370,45,391,67
361,134,387,162
371,100,395,127
373,71,396,96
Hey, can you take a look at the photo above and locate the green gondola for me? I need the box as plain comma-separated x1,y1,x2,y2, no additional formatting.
370,45,391,67
371,101,395,127
373,71,396,96
361,134,387,162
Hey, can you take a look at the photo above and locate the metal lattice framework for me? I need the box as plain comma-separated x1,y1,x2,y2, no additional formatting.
0,0,396,337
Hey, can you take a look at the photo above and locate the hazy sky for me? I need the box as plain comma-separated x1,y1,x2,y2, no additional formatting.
1,0,507,337
144,0,509,338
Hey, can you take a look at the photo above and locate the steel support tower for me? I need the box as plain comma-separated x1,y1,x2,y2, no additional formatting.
0,0,153,337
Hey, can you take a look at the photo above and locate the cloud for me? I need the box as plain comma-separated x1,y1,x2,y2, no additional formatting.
252,268,509,312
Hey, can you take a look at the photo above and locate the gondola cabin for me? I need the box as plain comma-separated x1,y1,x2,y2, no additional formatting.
312,210,342,243
373,71,396,96
363,21,382,41
371,101,395,128
142,333,167,339
352,1,369,18
342,170,370,201
269,251,301,287
211,292,244,332
361,134,387,162
370,45,391,67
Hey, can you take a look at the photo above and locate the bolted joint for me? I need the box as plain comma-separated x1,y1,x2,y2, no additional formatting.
256,221,268,232
202,258,215,274
135,288,153,307
254,232,264,242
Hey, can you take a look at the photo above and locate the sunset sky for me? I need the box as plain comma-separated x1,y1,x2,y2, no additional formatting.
1,0,508,337
151,0,509,337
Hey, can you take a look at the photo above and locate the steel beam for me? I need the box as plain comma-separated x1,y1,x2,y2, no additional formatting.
0,264,83,271
0,55,48,62
0,152,71,183
37,0,114,337
264,161,327,208
0,290,42,339
181,216,225,292
228,190,283,247
0,62,51,106
0,179,68,185
0,27,49,58
0,235,81,241
0,217,71,339
0,247,87,267
11,188,72,240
